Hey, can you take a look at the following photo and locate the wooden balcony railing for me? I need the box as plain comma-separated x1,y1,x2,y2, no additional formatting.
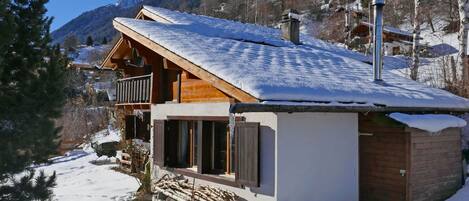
116,73,153,104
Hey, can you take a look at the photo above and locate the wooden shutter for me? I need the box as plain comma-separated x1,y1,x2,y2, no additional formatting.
153,120,165,166
125,115,136,140
235,122,260,187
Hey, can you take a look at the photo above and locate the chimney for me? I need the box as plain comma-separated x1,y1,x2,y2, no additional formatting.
281,9,301,45
372,0,385,81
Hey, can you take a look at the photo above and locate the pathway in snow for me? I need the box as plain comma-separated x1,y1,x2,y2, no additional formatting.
35,149,139,201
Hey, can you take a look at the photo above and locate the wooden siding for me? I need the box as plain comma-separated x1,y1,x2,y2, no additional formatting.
113,21,258,102
408,128,462,201
235,122,260,187
116,74,153,104
359,114,409,201
153,120,165,166
172,78,231,103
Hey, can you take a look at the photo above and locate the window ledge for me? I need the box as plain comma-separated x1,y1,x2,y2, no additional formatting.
171,168,241,188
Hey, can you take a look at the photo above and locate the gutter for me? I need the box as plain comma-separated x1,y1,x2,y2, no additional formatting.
229,103,469,114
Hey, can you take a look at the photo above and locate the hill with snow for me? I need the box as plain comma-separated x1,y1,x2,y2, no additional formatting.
51,0,199,44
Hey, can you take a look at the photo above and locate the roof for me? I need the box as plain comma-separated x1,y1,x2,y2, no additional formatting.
109,6,469,111
389,113,467,133
359,21,414,38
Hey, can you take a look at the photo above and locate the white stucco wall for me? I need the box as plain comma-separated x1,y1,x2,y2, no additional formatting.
150,104,277,201
151,102,231,120
150,104,359,201
276,113,359,201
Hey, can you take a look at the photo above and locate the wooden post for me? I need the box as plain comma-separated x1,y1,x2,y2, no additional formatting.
176,72,182,103
226,127,230,174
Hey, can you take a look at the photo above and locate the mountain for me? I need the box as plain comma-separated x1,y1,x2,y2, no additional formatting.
51,0,200,44
51,5,138,44
117,0,143,8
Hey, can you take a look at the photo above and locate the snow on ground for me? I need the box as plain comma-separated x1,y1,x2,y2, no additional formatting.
91,127,121,145
446,179,469,201
392,19,461,88
71,45,110,65
34,129,139,201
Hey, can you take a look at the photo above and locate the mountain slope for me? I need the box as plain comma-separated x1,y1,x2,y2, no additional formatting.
51,5,138,44
51,0,199,44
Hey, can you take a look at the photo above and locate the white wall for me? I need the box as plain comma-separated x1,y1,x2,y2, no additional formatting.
150,104,359,201
151,102,231,120
150,104,277,201
276,113,359,201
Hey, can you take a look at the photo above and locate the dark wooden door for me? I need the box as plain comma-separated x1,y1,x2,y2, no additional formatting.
359,130,409,201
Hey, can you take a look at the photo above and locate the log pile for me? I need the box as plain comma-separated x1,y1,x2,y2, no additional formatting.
153,175,238,201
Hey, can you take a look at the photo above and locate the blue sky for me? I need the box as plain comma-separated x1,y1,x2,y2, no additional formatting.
46,0,116,31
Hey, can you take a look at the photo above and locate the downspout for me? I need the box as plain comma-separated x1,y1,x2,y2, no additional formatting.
372,0,385,81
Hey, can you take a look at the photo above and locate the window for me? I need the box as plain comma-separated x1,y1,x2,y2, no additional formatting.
176,120,199,168
153,118,259,187
124,112,151,142
166,120,233,175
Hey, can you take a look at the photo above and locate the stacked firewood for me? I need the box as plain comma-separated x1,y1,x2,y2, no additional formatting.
153,175,238,201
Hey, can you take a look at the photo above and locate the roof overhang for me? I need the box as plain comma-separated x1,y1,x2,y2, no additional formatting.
111,18,258,103
230,103,469,114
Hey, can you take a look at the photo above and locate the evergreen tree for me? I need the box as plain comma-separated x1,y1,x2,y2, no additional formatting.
63,34,79,52
0,0,67,199
86,35,94,46
101,37,108,45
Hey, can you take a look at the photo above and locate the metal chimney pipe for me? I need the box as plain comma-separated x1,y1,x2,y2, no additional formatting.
372,0,385,81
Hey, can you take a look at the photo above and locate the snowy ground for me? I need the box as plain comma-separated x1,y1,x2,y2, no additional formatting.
34,129,139,201
392,18,461,88
446,179,469,201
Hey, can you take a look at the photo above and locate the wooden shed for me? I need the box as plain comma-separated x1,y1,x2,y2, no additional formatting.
359,113,463,201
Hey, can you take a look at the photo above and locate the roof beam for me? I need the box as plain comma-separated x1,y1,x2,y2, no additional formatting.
141,8,173,24
113,19,258,103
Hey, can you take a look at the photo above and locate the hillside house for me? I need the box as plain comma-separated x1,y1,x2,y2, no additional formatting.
102,6,469,201
351,21,424,56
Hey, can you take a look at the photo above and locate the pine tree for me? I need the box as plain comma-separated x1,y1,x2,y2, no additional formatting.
0,0,67,199
102,37,108,45
63,34,79,52
86,35,94,46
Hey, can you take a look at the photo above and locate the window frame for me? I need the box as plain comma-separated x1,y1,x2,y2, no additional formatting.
157,116,257,188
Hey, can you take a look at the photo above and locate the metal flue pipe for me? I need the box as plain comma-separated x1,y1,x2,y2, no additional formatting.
372,0,385,81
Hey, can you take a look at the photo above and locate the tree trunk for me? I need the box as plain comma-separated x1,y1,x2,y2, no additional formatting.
411,0,421,81
426,13,436,33
458,0,469,96
451,55,458,84
345,4,351,48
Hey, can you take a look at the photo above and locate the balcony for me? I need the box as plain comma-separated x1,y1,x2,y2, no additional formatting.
116,73,153,105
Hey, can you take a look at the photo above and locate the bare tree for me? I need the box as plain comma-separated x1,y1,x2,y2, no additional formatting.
458,0,469,95
411,0,421,80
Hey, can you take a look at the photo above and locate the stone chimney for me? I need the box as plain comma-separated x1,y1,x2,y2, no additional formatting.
281,9,301,45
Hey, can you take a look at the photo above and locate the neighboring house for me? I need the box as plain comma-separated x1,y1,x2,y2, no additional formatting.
351,21,424,56
102,6,469,201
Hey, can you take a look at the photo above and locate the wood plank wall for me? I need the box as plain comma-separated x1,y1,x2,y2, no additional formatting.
118,37,234,104
408,128,462,201
172,78,231,103
359,114,409,201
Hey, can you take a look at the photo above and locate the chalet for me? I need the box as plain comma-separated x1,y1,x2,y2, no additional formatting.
351,21,423,56
102,5,469,201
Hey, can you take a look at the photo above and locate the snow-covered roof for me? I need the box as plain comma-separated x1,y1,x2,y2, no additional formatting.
360,22,414,37
112,6,469,110
389,113,467,133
